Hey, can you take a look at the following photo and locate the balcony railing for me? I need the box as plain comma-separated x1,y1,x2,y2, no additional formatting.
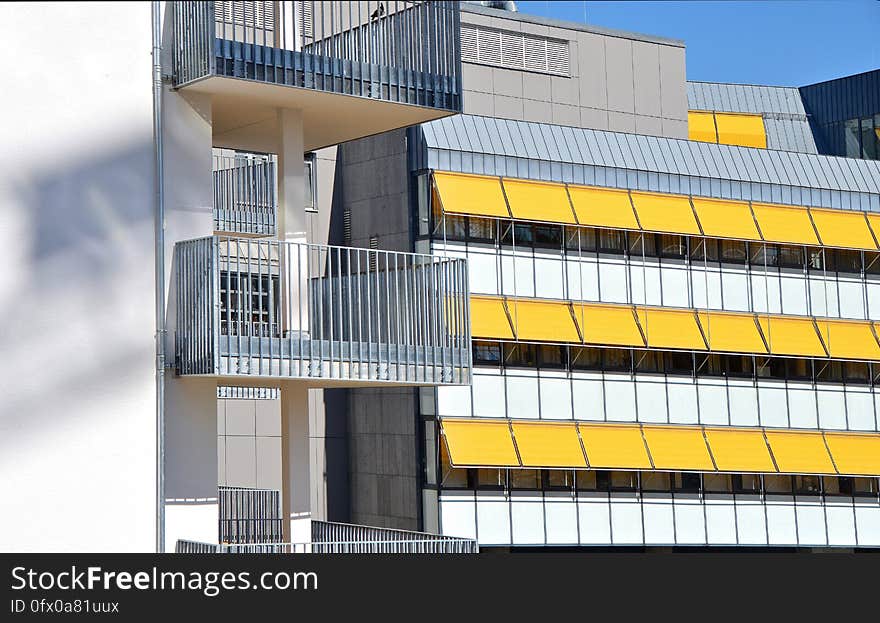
219,486,284,544
171,1,462,112
174,236,471,384
213,157,276,236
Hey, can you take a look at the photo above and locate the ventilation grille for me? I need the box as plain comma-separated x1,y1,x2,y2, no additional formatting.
298,1,313,41
343,209,352,245
461,23,570,76
369,236,379,271
215,1,276,29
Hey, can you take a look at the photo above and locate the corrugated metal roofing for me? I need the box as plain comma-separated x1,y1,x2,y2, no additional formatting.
688,81,818,154
417,114,880,212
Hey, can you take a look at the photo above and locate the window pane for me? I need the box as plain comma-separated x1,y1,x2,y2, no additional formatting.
603,348,632,372
854,477,879,497
861,116,877,160
577,470,600,491
609,471,638,491
629,232,657,257
538,344,566,369
664,351,694,376
476,469,505,489
641,472,671,492
691,237,719,263
703,473,733,493
534,224,563,249
786,358,812,381
635,350,664,374
845,118,861,158
571,347,602,370
673,472,701,493
504,343,537,368
794,475,821,495
468,217,495,242
510,469,541,489
733,473,761,493
764,475,793,494
777,245,804,269
597,229,626,254
473,341,502,366
658,234,686,259
545,470,575,489
720,239,747,264
750,243,778,267
835,250,862,275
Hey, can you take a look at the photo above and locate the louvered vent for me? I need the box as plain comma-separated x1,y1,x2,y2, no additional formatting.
369,236,379,272
215,1,276,29
460,23,570,76
343,209,352,245
298,1,314,41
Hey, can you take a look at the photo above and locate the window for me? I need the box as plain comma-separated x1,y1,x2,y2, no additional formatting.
853,477,879,497
749,243,778,267
836,250,863,275
609,471,638,491
629,232,657,257
635,350,664,374
544,470,575,490
664,351,694,376
468,217,496,243
823,476,852,496
504,343,537,368
816,361,844,384
673,472,701,493
641,472,671,492
537,344,566,369
510,469,541,490
691,238,719,263
566,227,597,253
845,118,862,158
304,154,317,212
657,234,687,259
473,341,502,367
719,239,747,264
755,357,786,380
733,474,761,494
794,475,821,495
577,470,600,491
476,469,505,490
533,224,563,249
861,115,878,160
603,349,633,372
786,358,812,381
439,443,469,488
844,361,870,384
764,475,793,494
219,271,279,338
597,229,626,254
703,473,733,493
571,347,603,371
777,245,805,269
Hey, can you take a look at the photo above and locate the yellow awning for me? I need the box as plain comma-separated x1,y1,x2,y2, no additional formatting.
507,299,580,343
636,307,707,350
573,303,645,347
642,426,715,471
703,428,776,473
511,422,587,468
765,431,836,475
751,203,820,246
630,191,702,235
714,112,767,149
808,208,877,250
502,178,576,224
470,296,514,340
433,171,510,218
688,111,717,143
697,311,768,354
691,197,762,241
823,433,880,477
757,315,827,358
567,185,640,230
441,419,518,467
814,320,880,361
578,424,653,470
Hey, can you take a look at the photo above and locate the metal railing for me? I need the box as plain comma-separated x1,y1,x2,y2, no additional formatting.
219,487,284,544
171,1,462,111
213,158,276,235
174,236,471,384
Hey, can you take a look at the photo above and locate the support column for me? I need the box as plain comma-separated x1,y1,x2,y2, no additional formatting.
281,382,311,545
277,107,306,242
163,377,219,552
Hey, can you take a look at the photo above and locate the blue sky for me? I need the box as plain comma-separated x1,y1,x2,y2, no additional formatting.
515,1,880,86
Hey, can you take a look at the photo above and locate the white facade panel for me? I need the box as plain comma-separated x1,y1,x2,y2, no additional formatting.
533,255,566,300
610,496,644,544
704,496,738,545
635,377,668,423
865,279,880,321
691,267,723,310
750,272,782,314
440,494,477,539
855,503,880,546
735,498,768,545
501,252,535,298
642,496,675,544
757,381,788,428
824,500,857,547
660,265,690,307
566,257,600,302
765,498,798,545
539,375,573,420
598,258,629,303
571,372,605,421
603,377,638,422
544,494,579,545
578,494,612,544
837,279,866,319
629,262,662,306
816,385,848,430
666,377,699,424
721,270,750,312
697,379,730,425
467,250,500,295
845,387,876,431
787,383,819,429
795,500,827,546
476,495,512,545
779,274,808,316
511,496,545,545
506,373,540,419
809,276,839,318
471,372,506,418
728,379,759,427
436,385,473,417
673,497,707,545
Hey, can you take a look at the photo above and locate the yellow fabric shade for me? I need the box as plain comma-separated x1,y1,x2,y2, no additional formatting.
703,428,776,473
433,172,509,218
578,424,653,469
470,296,514,340
697,311,768,354
691,197,762,241
823,433,880,477
714,112,767,149
507,299,580,343
809,208,877,250
757,315,827,358
642,426,715,471
636,307,707,350
441,420,518,467
630,191,702,235
511,422,587,468
814,320,880,361
764,431,836,475
573,303,645,347
751,203,820,245
567,185,640,230
502,178,577,224
688,111,717,143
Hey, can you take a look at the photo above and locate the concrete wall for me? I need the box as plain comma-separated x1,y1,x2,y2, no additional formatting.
217,397,283,490
0,2,156,552
460,7,688,138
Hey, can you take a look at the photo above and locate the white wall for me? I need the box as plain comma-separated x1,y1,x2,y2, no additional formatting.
0,2,156,551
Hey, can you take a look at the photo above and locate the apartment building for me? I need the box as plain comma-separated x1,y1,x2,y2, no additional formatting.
333,3,880,549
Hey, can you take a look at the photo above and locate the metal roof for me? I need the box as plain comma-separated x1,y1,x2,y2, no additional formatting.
415,114,880,212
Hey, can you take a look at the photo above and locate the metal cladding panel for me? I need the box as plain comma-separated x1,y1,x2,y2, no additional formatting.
688,81,808,116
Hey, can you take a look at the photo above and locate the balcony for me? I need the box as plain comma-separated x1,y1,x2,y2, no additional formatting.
213,152,277,236
174,236,471,385
170,1,463,151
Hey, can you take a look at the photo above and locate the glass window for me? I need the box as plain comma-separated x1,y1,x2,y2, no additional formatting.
733,473,761,494
510,469,541,490
673,472,701,493
844,118,861,158
657,234,687,259
664,351,694,376
835,250,862,275
699,354,727,378
533,224,563,249
501,222,534,247
853,477,879,497
476,469,505,490
816,361,844,384
440,443,469,488
577,470,601,491
865,252,880,275
756,357,786,380
750,243,778,267
565,227,596,253
544,470,575,490
504,343,537,368
861,116,877,160
764,475,793,494
571,347,602,371
597,229,626,254
794,475,821,495
844,361,870,384
823,476,851,496
690,237,719,263
703,473,733,493
786,358,812,381
641,472,671,492
440,214,467,241
603,348,632,372
629,232,657,257
726,355,754,378
719,239,747,264
777,245,805,269
634,350,664,374
537,345,566,369
473,341,502,367
468,217,496,243
807,248,825,272
609,471,638,491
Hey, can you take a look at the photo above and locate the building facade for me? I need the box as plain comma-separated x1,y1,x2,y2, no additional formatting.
337,3,880,550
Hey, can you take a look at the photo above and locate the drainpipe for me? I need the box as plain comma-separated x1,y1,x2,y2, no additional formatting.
151,0,166,553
